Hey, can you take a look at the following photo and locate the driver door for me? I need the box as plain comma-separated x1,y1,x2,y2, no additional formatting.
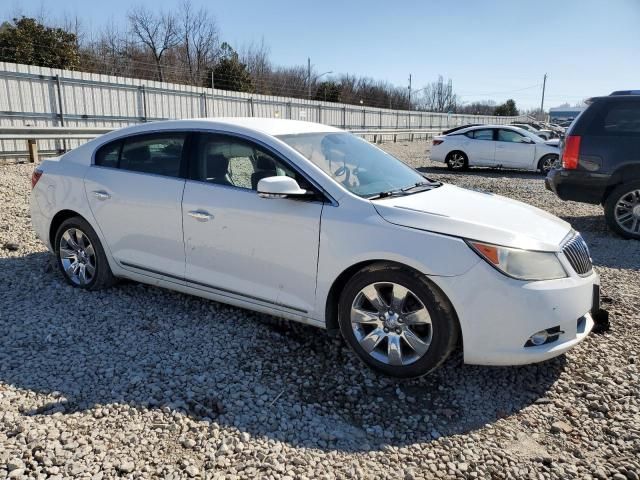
181,132,324,315
495,129,536,168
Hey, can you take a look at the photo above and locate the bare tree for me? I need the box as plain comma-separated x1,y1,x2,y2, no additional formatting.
242,38,271,92
179,0,219,85
418,76,458,113
128,5,179,82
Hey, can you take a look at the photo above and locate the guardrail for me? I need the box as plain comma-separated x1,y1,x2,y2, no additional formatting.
1,126,443,163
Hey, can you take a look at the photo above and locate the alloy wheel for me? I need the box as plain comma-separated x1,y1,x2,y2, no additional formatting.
350,282,432,366
448,153,466,169
59,228,97,286
614,189,640,234
541,155,557,173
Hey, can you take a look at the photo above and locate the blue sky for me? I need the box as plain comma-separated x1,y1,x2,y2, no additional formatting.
3,0,639,109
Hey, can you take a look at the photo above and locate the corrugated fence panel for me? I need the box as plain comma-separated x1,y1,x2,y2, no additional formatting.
0,60,528,160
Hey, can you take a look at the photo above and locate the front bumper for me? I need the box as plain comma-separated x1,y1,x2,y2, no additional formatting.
432,259,599,366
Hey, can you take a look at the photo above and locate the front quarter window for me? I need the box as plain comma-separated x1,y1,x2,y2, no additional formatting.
277,132,428,198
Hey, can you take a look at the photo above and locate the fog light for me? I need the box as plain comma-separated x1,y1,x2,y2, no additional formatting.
529,330,549,346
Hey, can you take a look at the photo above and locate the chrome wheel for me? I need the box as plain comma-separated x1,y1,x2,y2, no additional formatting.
351,282,432,366
59,228,96,286
541,155,558,173
614,189,640,234
447,153,466,169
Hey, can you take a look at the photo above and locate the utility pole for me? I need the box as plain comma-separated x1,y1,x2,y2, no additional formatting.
540,73,547,119
408,74,412,111
308,57,311,100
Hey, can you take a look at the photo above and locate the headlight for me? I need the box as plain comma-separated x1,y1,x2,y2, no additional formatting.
466,240,567,281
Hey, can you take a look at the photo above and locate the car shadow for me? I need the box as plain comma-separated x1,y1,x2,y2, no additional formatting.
0,252,565,453
417,165,545,180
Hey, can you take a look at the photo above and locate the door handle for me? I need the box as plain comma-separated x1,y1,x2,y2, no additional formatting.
188,210,214,221
92,190,111,200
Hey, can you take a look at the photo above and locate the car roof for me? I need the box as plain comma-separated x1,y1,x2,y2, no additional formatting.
184,117,342,136
451,124,523,134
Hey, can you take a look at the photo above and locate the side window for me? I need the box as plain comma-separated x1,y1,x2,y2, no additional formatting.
498,129,526,143
473,129,494,141
95,141,121,168
191,133,310,192
119,134,186,177
601,102,640,135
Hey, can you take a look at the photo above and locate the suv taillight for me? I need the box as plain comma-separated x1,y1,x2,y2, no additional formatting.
433,139,444,146
562,135,581,170
31,168,43,189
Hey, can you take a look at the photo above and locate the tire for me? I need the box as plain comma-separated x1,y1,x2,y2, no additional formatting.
54,216,116,290
445,151,468,171
537,154,558,174
604,181,640,240
338,262,459,378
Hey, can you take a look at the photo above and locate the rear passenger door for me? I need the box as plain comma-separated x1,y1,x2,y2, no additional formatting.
465,128,496,165
84,132,188,280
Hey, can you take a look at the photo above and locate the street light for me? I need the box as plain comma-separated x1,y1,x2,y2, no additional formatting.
307,58,333,99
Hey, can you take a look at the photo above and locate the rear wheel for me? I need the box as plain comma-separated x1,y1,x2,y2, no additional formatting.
446,151,468,171
604,181,640,240
338,263,459,378
54,216,116,289
537,154,558,174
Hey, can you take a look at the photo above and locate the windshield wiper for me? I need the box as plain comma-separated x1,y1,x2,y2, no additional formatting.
368,180,442,200
401,181,442,193
367,189,406,200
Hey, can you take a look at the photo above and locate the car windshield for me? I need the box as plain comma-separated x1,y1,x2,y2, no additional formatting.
277,132,431,198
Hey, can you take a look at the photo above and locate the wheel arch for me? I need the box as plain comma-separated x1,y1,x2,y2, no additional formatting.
324,260,462,347
603,163,640,203
49,209,86,249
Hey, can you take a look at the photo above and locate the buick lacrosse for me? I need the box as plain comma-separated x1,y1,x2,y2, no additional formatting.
30,118,599,377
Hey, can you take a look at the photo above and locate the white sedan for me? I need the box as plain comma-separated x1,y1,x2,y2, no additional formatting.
431,125,560,173
30,118,598,378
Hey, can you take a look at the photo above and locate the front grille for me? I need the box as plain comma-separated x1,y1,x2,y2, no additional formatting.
562,233,593,275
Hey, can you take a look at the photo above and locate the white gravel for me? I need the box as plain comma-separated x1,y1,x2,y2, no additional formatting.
1,143,639,480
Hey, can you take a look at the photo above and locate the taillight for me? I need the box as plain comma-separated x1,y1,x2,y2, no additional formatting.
433,139,444,146
31,168,43,189
562,135,581,170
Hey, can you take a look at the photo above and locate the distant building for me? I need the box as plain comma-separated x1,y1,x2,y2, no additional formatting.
549,106,585,123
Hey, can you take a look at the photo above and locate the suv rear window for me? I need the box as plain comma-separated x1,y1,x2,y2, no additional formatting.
587,101,640,136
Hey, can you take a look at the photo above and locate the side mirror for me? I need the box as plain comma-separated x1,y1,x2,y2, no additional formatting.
521,137,534,144
257,176,307,199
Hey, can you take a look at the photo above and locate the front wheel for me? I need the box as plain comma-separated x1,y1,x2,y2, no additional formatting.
338,263,459,378
537,154,558,174
604,181,640,240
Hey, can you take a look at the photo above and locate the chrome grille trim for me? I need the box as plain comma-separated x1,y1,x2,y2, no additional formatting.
562,233,593,276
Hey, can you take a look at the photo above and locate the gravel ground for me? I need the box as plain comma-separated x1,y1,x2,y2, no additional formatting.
1,142,638,480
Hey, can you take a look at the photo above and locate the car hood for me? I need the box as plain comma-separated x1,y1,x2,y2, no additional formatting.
544,138,560,147
372,184,571,251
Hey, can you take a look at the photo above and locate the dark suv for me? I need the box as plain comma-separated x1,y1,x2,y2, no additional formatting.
546,91,640,239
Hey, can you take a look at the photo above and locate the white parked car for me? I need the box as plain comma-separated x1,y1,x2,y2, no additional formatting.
431,125,560,173
30,118,599,378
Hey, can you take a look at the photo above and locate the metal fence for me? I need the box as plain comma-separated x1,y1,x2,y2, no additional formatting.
0,61,527,160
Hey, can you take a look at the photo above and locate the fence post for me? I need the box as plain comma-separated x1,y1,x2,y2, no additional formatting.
201,92,207,117
287,102,292,119
139,85,147,122
27,139,39,163
379,110,382,129
54,75,67,151
395,111,399,129
342,106,346,129
362,108,366,128
318,104,322,124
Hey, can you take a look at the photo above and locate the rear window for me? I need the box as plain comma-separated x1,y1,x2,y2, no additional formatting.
587,100,640,136
95,141,121,168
